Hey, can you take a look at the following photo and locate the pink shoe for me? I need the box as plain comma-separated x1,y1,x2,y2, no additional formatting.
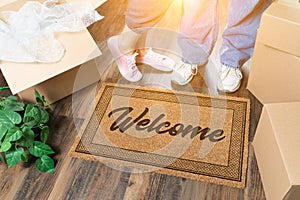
136,48,175,72
107,36,142,82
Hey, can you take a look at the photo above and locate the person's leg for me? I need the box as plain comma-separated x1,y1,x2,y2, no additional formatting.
172,0,219,85
178,0,219,65
121,0,174,54
218,0,272,92
220,0,272,68
108,0,176,82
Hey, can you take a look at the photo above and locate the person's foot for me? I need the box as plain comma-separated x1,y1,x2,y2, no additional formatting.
217,64,242,93
136,48,175,71
171,60,197,85
107,36,142,82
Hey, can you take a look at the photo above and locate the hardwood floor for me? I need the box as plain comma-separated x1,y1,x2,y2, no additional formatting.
0,0,266,199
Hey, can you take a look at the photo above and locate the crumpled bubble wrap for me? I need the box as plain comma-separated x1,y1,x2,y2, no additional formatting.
0,0,103,63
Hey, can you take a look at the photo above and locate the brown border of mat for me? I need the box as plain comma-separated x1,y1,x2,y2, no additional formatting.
69,82,250,188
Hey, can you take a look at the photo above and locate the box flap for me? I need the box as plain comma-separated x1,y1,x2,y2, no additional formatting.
0,0,102,94
247,43,300,104
266,102,300,184
257,2,300,57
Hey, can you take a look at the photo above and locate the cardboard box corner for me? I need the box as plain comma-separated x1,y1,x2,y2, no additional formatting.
253,102,300,200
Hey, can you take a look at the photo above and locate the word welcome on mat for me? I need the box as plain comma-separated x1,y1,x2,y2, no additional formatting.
70,83,250,188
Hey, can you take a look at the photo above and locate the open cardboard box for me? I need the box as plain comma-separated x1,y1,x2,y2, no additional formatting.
0,0,105,103
253,102,300,200
247,2,300,104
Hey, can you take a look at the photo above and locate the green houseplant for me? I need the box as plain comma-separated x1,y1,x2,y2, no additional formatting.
0,87,55,173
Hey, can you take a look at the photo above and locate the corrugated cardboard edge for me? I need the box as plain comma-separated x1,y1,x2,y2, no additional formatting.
69,82,250,188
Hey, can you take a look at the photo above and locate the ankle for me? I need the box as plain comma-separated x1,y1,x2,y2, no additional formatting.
137,48,147,57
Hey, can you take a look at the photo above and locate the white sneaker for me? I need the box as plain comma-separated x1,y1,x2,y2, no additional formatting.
217,64,243,93
107,36,142,82
136,48,175,71
171,61,197,85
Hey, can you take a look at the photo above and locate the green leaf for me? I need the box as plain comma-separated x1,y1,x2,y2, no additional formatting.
21,152,28,162
36,99,44,108
24,119,37,128
4,104,24,112
40,126,50,143
3,102,24,112
0,124,7,141
0,110,22,129
29,141,55,157
35,155,54,173
34,90,52,110
34,89,42,101
0,154,4,163
34,89,45,107
4,127,22,142
6,95,18,101
45,101,52,110
23,115,32,124
5,147,24,168
24,104,40,123
0,95,24,112
40,109,49,124
18,127,34,147
0,141,11,152
0,86,9,91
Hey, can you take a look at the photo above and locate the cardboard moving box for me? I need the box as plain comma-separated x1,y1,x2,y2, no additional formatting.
0,0,104,103
253,102,300,200
247,2,300,104
248,43,300,104
256,2,300,57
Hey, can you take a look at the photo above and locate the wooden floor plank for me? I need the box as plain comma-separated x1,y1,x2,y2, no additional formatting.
123,171,152,200
144,174,167,200
244,146,266,200
0,165,29,200
84,165,131,200
50,159,99,200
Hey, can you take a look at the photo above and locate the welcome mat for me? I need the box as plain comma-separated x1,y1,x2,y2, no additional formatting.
70,83,250,188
